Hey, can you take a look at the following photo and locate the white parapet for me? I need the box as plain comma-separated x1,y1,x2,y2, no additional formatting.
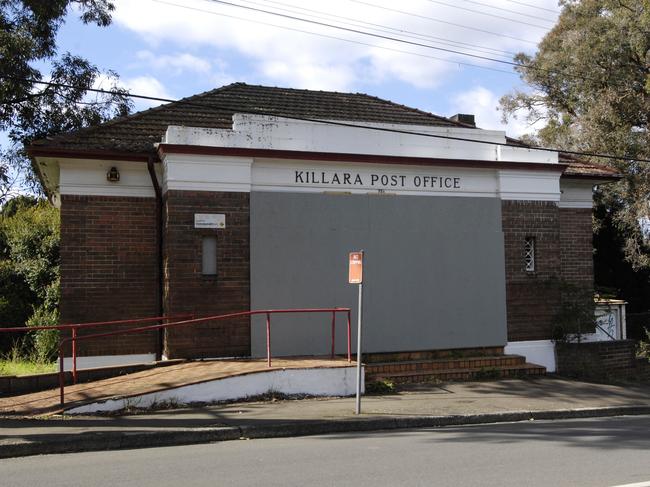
505,340,556,373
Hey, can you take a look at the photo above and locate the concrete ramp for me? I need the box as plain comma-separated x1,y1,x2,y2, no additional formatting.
67,366,360,414
0,357,361,417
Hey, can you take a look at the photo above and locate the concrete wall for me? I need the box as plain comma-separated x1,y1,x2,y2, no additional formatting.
250,192,507,357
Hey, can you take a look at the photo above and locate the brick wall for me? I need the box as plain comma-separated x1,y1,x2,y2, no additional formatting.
503,201,596,342
60,195,159,356
163,190,250,359
502,200,561,341
556,340,638,379
559,207,594,286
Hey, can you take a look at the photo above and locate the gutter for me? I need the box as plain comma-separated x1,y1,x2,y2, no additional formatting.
147,155,165,361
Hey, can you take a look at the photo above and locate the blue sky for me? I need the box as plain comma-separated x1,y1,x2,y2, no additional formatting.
59,0,560,136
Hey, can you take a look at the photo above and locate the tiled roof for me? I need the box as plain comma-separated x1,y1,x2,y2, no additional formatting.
30,83,465,153
559,155,621,179
30,82,619,179
505,137,620,179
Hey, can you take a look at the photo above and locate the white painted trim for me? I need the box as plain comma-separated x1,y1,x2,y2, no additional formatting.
66,365,362,414
35,156,62,206
58,159,157,198
504,340,556,373
162,153,253,193
252,159,499,198
559,180,594,209
162,155,564,201
164,115,558,164
498,170,561,202
58,353,157,371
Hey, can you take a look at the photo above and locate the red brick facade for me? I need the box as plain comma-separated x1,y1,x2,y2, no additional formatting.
502,199,594,342
559,207,594,286
60,195,159,356
162,190,250,359
59,190,593,358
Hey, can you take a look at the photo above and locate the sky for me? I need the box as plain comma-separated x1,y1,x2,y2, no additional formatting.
59,0,561,136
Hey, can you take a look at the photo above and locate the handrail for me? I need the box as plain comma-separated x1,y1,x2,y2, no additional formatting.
0,314,193,384
0,314,194,333
57,307,352,406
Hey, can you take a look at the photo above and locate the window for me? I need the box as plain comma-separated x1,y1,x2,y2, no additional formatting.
202,236,217,275
524,237,536,272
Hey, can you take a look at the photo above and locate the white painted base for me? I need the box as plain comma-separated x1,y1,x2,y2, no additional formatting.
58,353,157,371
66,365,363,414
505,340,556,373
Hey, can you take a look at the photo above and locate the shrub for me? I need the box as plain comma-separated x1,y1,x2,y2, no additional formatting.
27,306,60,363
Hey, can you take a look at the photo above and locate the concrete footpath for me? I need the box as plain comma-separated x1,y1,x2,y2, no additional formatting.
1,377,650,459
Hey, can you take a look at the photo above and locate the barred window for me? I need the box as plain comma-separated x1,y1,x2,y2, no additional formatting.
524,237,536,272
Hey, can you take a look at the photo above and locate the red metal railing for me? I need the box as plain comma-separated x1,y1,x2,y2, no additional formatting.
0,314,192,384
57,308,352,406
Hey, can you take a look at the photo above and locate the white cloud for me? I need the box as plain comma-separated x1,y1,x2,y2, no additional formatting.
112,0,560,92
450,86,545,138
135,50,212,75
121,76,173,108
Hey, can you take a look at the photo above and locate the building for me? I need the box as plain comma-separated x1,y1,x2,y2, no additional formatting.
29,83,619,372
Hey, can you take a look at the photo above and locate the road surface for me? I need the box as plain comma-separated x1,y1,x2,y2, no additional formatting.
1,416,649,486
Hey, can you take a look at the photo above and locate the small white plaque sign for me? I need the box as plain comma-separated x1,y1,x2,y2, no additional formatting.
194,213,226,229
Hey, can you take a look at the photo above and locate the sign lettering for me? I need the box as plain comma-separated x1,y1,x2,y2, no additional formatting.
294,170,461,190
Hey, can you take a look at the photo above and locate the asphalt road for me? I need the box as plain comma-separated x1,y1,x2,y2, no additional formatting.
1,416,649,487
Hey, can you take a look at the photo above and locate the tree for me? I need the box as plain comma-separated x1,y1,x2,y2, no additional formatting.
0,197,59,354
500,0,650,273
0,1,132,199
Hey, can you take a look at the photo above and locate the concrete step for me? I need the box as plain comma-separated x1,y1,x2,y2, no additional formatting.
365,354,527,376
362,346,505,364
366,362,547,384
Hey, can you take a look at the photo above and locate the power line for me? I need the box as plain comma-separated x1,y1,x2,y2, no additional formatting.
422,0,553,29
349,0,538,44
200,0,527,67
2,74,645,165
244,0,518,58
152,0,518,75
503,0,561,15
196,0,604,84
461,0,557,23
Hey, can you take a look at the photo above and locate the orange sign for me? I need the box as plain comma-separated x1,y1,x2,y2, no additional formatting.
348,251,363,284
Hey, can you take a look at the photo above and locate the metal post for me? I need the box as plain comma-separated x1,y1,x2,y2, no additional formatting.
59,345,65,405
331,311,336,359
72,327,78,384
347,310,352,363
266,313,271,367
355,281,364,415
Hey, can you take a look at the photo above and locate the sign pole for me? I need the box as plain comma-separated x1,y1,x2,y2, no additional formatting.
355,277,364,415
348,250,364,415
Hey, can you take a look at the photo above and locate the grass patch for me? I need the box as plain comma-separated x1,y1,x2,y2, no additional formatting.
0,359,56,376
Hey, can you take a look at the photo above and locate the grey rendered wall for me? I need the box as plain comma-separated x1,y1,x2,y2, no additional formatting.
250,192,507,357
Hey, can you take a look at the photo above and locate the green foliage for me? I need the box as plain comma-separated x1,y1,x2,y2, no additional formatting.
1,199,60,305
0,1,132,200
26,306,60,362
0,197,60,355
0,357,57,376
365,379,396,394
500,0,650,270
638,328,650,360
552,281,597,342
0,260,35,350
